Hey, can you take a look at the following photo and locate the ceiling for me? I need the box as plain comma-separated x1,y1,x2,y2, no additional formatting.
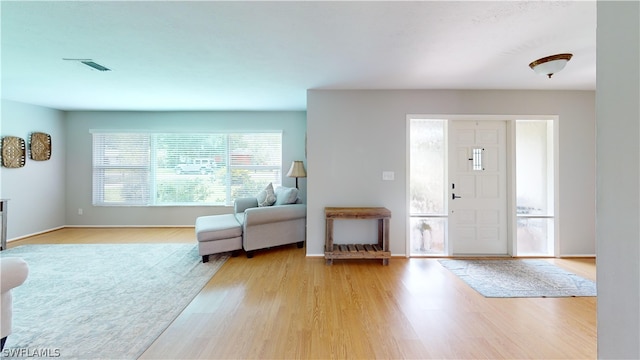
1,1,596,111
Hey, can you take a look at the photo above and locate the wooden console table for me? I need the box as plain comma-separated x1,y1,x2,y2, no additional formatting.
324,207,391,265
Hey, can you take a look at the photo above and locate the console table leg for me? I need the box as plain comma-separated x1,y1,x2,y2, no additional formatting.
325,218,334,265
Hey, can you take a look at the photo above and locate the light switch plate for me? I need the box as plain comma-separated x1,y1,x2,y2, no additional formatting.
382,171,395,181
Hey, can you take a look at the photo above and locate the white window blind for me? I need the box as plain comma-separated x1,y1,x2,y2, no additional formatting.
92,133,150,205
92,131,282,206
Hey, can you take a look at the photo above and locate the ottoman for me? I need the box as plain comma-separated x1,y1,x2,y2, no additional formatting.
195,214,243,263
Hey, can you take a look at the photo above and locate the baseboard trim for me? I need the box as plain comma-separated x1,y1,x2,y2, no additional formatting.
557,254,596,258
8,226,66,242
8,225,195,242
64,224,194,228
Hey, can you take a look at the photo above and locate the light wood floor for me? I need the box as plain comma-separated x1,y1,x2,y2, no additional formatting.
10,228,597,359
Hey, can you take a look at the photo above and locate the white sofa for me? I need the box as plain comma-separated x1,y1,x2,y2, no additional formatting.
0,257,29,351
234,197,306,258
196,185,306,261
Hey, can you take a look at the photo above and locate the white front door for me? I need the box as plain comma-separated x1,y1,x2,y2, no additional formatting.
448,120,507,255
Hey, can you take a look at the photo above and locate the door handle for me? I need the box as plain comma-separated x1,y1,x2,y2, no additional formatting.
452,193,462,200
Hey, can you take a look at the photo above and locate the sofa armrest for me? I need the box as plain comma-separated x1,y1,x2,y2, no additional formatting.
0,257,29,293
234,197,258,214
244,204,306,226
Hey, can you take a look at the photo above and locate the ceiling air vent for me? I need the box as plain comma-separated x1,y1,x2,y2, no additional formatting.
81,61,110,72
63,58,111,71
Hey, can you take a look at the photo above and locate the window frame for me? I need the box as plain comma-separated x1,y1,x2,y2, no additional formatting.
91,130,283,207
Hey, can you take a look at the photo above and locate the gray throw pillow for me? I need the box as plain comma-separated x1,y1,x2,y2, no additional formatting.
274,186,299,205
257,183,276,207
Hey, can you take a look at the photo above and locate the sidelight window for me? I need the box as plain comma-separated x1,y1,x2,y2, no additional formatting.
515,120,555,256
409,118,447,255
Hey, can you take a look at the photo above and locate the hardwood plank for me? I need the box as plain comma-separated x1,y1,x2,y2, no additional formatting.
8,228,596,359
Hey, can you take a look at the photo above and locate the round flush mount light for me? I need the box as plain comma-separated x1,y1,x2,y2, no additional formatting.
529,53,573,78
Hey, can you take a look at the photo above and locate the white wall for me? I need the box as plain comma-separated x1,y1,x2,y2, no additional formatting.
596,1,640,358
64,111,306,227
1,100,66,239
306,90,595,257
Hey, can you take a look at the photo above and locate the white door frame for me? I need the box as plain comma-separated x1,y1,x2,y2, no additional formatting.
406,114,559,257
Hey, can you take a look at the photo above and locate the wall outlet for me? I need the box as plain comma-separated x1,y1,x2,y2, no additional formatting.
78,208,83,215
382,171,395,181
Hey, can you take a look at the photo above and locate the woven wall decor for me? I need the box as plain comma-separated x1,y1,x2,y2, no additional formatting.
30,132,52,161
1,136,26,168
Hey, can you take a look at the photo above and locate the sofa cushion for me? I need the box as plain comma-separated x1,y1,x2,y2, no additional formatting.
195,214,242,242
243,203,306,226
256,183,276,207
274,186,298,205
234,212,245,226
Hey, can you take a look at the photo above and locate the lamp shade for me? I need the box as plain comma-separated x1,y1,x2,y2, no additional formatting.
286,161,307,178
529,53,573,78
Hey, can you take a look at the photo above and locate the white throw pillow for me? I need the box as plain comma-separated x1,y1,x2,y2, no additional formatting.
257,183,276,207
274,186,299,205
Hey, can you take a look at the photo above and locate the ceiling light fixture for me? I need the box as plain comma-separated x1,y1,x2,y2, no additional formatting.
529,53,572,78
63,58,111,72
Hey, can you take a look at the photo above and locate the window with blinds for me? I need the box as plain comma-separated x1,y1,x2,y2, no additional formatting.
92,131,282,206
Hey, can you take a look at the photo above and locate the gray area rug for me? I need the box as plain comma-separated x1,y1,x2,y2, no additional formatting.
1,244,228,359
438,259,597,298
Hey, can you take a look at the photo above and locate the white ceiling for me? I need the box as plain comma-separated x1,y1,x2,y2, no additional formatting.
1,1,596,111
